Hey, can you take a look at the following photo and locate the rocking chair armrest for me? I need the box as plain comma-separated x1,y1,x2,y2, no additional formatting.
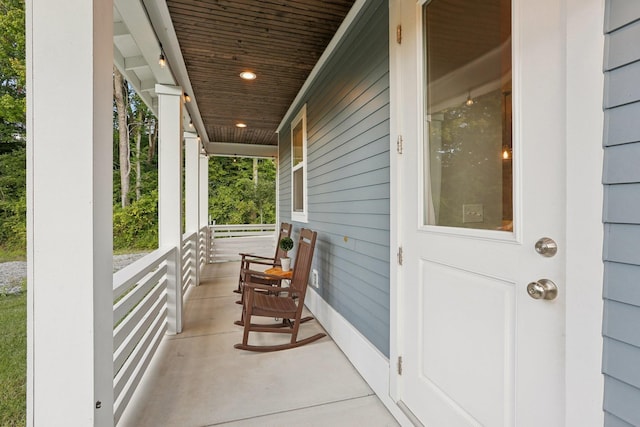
244,282,293,294
243,258,277,267
239,252,274,261
242,269,287,281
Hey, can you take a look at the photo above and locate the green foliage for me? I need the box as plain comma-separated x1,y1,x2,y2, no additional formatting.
279,236,293,252
0,147,26,256
0,0,26,257
208,157,276,225
0,0,26,154
0,283,27,427
113,89,157,207
113,190,159,251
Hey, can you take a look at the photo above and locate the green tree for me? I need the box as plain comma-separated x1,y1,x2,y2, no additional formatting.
0,0,26,154
208,157,276,225
0,0,26,258
0,147,26,255
112,88,159,252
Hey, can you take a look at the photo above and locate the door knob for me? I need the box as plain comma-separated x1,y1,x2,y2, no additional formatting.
535,237,557,257
526,279,558,300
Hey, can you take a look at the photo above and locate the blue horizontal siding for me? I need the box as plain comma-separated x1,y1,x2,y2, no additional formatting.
604,103,640,146
604,224,640,265
603,337,640,389
603,0,640,422
605,413,636,427
604,376,640,426
278,0,391,356
604,61,640,108
603,184,640,223
603,299,640,348
604,262,640,307
605,0,640,32
603,143,640,182
604,19,640,70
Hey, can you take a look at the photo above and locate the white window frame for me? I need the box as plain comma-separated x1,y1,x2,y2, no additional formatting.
291,104,308,222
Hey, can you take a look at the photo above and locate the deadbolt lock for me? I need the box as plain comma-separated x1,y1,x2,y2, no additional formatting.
535,237,558,257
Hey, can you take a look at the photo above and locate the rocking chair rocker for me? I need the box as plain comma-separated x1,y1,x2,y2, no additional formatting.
234,228,325,352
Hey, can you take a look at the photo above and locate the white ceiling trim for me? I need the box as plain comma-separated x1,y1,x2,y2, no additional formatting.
206,142,278,159
141,0,209,146
113,0,193,133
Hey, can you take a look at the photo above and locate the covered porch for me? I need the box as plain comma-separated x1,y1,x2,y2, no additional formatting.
27,0,404,423
26,0,608,425
117,261,397,426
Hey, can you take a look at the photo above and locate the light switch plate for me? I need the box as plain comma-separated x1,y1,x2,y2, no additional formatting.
462,204,484,223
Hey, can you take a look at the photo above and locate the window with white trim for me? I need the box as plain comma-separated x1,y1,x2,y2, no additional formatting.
291,105,307,222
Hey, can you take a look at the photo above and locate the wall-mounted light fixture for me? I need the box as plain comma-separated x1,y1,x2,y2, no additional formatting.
465,91,474,106
184,93,191,103
158,45,167,68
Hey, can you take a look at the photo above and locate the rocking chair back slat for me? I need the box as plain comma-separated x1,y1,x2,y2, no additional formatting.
290,228,316,299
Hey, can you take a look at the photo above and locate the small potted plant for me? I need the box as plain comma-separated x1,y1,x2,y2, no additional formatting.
279,236,294,271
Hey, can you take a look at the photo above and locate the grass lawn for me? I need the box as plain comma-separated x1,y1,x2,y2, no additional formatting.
0,286,26,427
0,250,26,263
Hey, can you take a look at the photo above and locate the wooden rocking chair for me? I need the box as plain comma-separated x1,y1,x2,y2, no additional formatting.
234,228,326,352
234,222,293,295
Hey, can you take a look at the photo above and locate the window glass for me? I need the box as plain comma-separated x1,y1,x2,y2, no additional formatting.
293,168,304,212
293,121,303,167
291,105,307,221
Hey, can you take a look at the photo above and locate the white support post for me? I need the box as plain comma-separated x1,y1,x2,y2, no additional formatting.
26,0,114,425
199,154,209,270
184,132,199,285
156,84,183,334
199,155,209,230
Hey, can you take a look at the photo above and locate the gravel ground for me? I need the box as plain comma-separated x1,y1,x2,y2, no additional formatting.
0,252,149,295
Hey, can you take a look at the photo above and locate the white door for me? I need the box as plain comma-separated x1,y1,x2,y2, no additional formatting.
395,0,565,426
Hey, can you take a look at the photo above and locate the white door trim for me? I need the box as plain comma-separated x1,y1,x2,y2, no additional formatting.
564,0,605,424
388,0,404,403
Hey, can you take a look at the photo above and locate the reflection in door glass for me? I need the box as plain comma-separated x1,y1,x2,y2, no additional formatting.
423,0,512,232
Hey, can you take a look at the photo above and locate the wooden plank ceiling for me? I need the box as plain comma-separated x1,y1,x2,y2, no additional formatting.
166,0,356,146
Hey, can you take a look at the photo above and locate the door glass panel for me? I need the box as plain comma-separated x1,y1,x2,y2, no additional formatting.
423,0,512,231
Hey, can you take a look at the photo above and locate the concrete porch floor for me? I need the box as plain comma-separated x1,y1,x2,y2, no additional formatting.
119,262,400,427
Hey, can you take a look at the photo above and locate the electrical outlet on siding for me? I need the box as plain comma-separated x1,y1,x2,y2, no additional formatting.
311,269,319,288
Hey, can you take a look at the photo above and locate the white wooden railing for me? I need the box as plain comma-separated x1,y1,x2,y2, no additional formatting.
111,224,274,422
181,231,198,295
208,224,276,262
112,247,174,423
198,226,207,271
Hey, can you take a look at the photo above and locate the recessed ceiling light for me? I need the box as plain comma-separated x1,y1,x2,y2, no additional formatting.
239,71,257,80
236,123,247,128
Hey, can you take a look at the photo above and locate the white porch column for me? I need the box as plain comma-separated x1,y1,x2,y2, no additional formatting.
26,0,114,425
199,154,209,270
199,155,209,229
184,132,199,284
156,84,183,334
